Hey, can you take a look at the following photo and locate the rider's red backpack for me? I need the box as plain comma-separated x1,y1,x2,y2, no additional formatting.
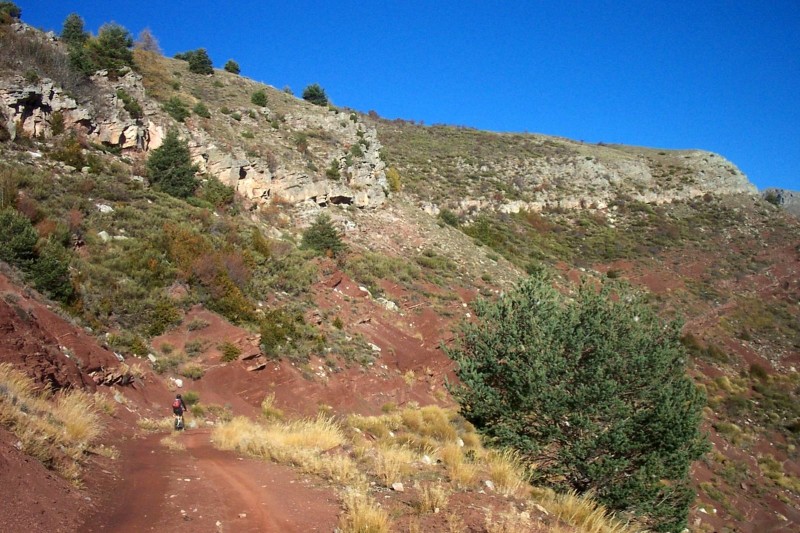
172,398,182,409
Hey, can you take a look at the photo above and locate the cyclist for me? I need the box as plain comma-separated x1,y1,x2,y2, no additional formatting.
172,393,188,430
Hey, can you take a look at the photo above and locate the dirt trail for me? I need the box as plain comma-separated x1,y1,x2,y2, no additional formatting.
84,429,339,532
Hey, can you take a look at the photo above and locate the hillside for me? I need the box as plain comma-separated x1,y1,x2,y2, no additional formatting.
1,11,799,533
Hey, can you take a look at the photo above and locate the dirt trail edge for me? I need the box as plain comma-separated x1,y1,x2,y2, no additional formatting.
84,429,339,533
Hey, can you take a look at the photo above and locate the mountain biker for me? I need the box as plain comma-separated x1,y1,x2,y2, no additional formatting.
172,394,188,429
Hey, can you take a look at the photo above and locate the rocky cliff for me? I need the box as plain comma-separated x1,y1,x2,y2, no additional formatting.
763,187,800,217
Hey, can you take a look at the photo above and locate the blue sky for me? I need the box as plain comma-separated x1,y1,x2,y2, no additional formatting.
16,1,800,190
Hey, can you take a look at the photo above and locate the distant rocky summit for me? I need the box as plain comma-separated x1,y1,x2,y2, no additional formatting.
762,188,800,217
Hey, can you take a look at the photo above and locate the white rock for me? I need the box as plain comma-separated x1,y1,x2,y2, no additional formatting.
369,343,382,352
96,203,114,213
484,480,495,491
97,231,110,242
147,354,157,363
391,482,404,492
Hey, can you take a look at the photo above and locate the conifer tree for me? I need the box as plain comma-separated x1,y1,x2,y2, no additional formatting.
447,273,709,532
187,48,213,75
60,13,88,46
302,83,328,106
146,130,198,198
301,213,345,257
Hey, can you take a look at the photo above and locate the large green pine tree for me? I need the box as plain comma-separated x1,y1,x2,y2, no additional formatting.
146,130,198,198
447,272,709,532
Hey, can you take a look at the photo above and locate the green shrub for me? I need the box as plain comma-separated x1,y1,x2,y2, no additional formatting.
230,112,241,121
250,89,267,107
438,208,459,227
162,97,190,123
29,239,74,302
146,129,198,198
180,363,205,380
187,318,210,331
0,2,21,23
219,341,241,362
196,177,234,208
302,83,328,106
116,88,143,119
447,273,709,532
0,208,37,268
301,213,345,258
192,101,211,118
325,159,340,180
184,339,207,357
259,308,303,358
182,390,200,405
223,59,240,74
51,136,86,168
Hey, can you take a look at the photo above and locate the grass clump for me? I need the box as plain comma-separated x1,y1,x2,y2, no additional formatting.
218,341,241,362
0,364,103,482
338,490,390,533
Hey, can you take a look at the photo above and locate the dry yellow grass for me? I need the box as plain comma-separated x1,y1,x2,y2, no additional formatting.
486,448,529,497
137,417,174,432
536,489,643,533
260,392,284,420
0,363,104,482
371,444,416,485
338,490,391,533
415,481,450,513
213,415,363,485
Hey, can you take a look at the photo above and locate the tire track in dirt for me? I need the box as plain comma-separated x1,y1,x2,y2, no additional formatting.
84,429,339,532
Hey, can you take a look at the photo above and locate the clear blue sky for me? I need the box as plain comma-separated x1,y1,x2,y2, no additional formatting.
16,1,800,190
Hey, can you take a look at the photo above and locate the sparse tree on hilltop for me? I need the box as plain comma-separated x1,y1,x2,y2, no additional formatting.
0,1,21,23
223,59,240,74
135,28,161,53
302,83,328,106
447,273,709,532
188,48,213,75
60,13,88,46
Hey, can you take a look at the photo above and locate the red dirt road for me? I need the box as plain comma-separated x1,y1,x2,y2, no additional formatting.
83,429,339,533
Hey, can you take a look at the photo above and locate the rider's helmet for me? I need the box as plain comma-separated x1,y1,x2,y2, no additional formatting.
176,393,182,399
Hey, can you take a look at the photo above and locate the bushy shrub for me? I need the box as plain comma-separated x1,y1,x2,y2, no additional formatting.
29,239,74,302
250,89,267,107
146,129,198,198
325,159,340,180
196,177,234,208
219,342,241,362
302,83,328,106
0,1,20,23
438,208,459,227
259,308,303,357
162,96,190,123
116,88,143,119
192,101,210,118
301,213,345,258
448,273,709,531
0,207,37,267
385,167,401,192
223,59,240,74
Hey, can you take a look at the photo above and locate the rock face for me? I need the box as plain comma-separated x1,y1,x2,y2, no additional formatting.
763,188,800,218
0,71,161,151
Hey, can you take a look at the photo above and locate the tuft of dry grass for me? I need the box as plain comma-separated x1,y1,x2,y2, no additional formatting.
535,489,642,533
415,481,450,514
213,415,363,485
439,442,477,488
338,490,391,533
137,417,174,432
486,448,529,497
0,363,103,483
260,392,284,420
